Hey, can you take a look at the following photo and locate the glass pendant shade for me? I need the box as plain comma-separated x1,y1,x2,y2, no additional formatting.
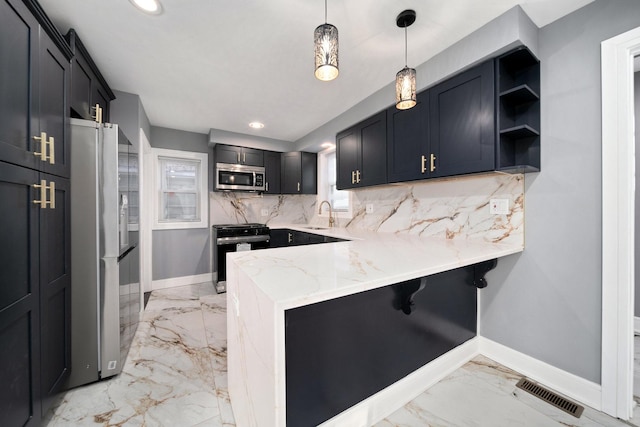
396,66,416,110
314,23,339,81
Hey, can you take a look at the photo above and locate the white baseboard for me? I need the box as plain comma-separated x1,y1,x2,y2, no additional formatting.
151,273,213,291
320,338,480,426
635,317,640,334
479,337,602,411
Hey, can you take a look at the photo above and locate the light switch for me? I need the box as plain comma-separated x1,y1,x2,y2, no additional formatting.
490,199,509,215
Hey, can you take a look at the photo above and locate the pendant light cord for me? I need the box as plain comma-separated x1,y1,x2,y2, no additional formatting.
324,0,327,23
404,26,408,67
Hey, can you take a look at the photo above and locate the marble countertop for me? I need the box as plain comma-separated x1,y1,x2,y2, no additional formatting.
227,225,523,310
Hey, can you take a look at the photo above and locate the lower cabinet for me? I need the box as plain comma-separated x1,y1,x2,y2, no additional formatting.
38,176,71,412
0,161,71,425
269,229,346,248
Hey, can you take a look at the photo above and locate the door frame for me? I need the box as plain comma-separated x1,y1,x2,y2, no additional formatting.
601,26,640,419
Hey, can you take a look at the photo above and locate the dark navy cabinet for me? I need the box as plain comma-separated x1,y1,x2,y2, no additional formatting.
215,144,264,167
263,150,281,194
270,229,346,248
428,60,495,178
387,61,495,182
66,29,115,124
386,91,429,183
281,152,317,194
336,110,387,189
0,0,72,423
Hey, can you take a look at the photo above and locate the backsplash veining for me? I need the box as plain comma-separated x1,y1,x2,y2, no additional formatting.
210,172,524,244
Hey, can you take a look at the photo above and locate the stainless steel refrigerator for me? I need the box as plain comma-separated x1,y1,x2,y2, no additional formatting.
66,118,140,389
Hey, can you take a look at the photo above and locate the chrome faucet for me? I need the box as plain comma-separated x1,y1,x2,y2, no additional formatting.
318,200,335,228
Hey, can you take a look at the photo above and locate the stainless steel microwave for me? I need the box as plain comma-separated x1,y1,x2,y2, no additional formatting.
215,163,265,192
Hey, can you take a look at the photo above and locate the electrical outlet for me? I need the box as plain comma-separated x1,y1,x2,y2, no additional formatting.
261,208,269,217
366,204,374,214
489,199,509,215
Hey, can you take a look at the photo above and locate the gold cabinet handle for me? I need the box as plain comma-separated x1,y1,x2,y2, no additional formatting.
33,132,48,162
33,179,47,208
288,232,293,243
32,180,55,209
91,104,103,123
351,170,356,184
356,170,361,183
430,154,436,172
48,181,55,209
421,155,427,174
266,182,269,192
47,136,55,165
243,152,246,163
297,182,301,192
237,152,241,163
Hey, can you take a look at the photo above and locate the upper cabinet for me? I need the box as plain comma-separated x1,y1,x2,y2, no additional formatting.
386,91,429,183
281,152,317,194
66,29,115,124
387,61,495,183
346,51,534,189
215,144,264,167
0,0,72,179
495,46,540,172
428,60,495,178
336,110,386,190
263,150,281,194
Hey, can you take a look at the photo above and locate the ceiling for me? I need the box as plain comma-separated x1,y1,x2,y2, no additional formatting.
39,0,592,145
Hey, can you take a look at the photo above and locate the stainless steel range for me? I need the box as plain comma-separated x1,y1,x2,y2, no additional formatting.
212,223,270,293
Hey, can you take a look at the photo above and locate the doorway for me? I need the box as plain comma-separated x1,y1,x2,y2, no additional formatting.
601,27,640,420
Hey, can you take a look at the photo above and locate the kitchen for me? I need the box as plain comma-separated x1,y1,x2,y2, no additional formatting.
2,0,640,426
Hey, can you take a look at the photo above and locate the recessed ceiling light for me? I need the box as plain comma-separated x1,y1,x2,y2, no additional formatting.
249,122,265,129
130,0,163,15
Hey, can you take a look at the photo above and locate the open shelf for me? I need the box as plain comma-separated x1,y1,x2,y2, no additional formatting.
500,124,540,139
500,84,539,104
496,46,540,173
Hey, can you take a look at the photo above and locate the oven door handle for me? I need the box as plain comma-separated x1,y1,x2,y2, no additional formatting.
216,235,270,245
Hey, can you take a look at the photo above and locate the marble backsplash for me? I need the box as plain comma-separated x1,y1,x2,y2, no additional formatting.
209,172,524,244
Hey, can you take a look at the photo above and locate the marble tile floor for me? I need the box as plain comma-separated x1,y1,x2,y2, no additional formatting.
45,283,639,427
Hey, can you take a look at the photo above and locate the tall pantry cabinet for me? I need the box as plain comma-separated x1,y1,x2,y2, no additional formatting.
0,0,72,425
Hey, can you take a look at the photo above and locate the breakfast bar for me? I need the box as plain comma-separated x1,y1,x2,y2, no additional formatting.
226,227,523,426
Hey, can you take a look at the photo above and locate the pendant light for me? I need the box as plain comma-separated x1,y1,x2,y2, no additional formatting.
395,10,417,110
314,0,339,81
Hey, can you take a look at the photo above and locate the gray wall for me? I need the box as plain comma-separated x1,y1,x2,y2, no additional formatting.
152,229,210,280
149,126,212,281
482,0,640,384
636,71,640,317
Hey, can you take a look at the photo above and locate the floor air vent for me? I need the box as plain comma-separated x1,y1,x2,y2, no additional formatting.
515,378,584,418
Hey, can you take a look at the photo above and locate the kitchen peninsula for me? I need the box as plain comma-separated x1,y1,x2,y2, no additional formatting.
226,226,523,426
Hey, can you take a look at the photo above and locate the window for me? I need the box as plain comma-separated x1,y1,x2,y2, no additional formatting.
319,149,351,217
153,148,208,230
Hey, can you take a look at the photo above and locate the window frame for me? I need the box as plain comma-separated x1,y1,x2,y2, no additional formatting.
318,148,352,219
152,148,209,230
